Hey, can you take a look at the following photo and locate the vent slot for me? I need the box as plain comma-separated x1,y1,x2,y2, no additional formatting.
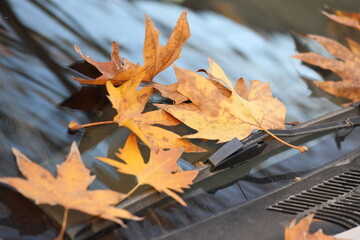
267,169,360,229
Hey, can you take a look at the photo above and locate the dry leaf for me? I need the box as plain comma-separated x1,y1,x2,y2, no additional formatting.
153,82,189,104
322,10,360,31
69,73,205,152
156,59,307,152
293,35,360,103
142,9,190,81
74,42,143,85
97,134,198,206
74,10,190,85
285,215,345,240
106,75,205,152
0,142,141,240
154,65,233,104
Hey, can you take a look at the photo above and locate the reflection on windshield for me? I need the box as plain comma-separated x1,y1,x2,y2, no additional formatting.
94,127,360,240
0,0,357,239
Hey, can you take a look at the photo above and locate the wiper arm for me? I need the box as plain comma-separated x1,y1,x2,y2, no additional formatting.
208,116,360,171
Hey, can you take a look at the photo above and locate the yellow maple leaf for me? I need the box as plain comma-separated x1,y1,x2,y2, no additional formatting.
69,73,205,152
293,35,360,103
156,59,307,152
0,142,141,240
97,133,198,206
74,10,190,85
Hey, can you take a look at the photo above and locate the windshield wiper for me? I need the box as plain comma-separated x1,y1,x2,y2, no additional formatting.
208,116,360,171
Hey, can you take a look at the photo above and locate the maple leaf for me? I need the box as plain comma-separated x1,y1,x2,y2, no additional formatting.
142,9,190,81
97,133,198,206
0,142,142,240
322,10,360,31
285,215,345,240
153,82,189,104
74,10,190,85
293,35,360,103
74,42,143,85
69,73,205,153
156,59,307,152
153,66,233,104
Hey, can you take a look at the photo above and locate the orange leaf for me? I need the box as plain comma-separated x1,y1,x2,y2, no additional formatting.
142,9,190,81
106,75,206,152
69,73,206,153
73,42,143,85
156,59,307,152
293,35,360,103
0,142,141,239
154,61,234,104
97,134,198,206
285,215,345,240
322,10,360,31
153,82,189,104
156,60,281,141
74,10,190,85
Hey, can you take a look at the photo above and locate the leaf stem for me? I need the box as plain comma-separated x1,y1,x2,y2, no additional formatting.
122,184,140,200
262,128,308,153
55,208,69,240
68,120,117,130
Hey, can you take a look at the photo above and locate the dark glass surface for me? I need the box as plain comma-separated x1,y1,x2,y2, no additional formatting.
96,127,360,240
0,0,359,239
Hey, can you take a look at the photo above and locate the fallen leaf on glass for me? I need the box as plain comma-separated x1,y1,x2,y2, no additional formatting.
0,142,141,240
154,63,235,104
74,10,190,85
74,42,143,85
153,82,189,104
293,35,360,103
322,10,360,31
285,215,345,240
156,59,307,153
69,73,205,153
97,133,198,206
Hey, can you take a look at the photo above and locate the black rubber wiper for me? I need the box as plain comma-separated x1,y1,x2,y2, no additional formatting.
208,116,360,171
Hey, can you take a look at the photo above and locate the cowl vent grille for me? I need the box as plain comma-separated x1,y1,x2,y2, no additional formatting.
267,170,360,229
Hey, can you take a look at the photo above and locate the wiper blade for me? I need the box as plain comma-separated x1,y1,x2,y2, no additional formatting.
208,116,360,171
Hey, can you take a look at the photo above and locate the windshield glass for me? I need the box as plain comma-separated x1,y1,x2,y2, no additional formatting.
0,0,359,239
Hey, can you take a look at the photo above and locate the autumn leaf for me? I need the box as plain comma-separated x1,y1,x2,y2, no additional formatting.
153,65,233,104
142,9,190,81
322,10,360,31
74,10,190,85
97,134,198,206
154,60,235,104
74,42,143,85
0,142,142,240
69,73,205,153
156,59,307,152
153,82,189,104
293,35,360,103
285,215,345,240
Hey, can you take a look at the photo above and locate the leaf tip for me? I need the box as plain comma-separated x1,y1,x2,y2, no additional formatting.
11,147,21,157
11,147,29,166
74,44,80,52
74,45,85,57
181,8,188,17
69,141,80,154
144,14,153,25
